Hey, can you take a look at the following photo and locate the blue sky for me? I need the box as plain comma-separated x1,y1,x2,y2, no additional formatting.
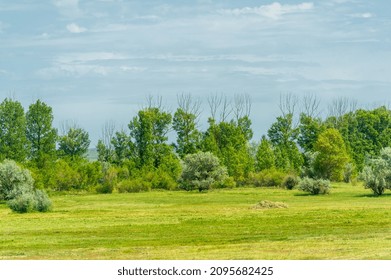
1,0,391,145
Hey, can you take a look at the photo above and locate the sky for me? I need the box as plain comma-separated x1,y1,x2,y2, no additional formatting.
1,0,391,145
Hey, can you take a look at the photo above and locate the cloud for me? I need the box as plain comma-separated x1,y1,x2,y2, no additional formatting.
351,13,373,18
56,52,128,64
54,0,81,17
66,23,87,33
219,2,314,19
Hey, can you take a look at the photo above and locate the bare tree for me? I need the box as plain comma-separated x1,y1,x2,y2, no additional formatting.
328,97,358,119
279,93,298,117
101,120,116,148
302,93,321,118
208,94,232,122
233,93,252,121
177,93,202,120
145,94,163,109
59,120,78,135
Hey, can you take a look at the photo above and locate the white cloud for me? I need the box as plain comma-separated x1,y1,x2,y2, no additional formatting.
56,52,128,64
66,23,87,33
351,13,373,19
54,0,81,17
219,2,314,19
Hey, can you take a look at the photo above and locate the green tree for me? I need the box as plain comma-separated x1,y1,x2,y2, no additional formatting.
26,100,58,168
255,136,275,171
111,130,134,164
173,108,201,158
267,113,303,172
0,98,28,162
313,128,350,181
180,151,228,192
297,113,325,152
58,126,91,159
202,117,254,182
128,107,173,170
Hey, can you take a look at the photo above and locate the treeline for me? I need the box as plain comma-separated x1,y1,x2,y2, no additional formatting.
1,94,391,195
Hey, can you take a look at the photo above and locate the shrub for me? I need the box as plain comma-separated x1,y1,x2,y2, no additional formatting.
180,152,228,192
34,189,52,212
283,174,299,190
97,165,118,194
116,179,151,193
212,176,236,189
359,147,391,196
7,192,37,213
0,159,34,200
149,171,178,190
343,163,355,183
247,169,285,187
298,177,331,195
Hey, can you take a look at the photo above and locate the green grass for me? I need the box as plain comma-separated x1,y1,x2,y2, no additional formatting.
0,183,390,260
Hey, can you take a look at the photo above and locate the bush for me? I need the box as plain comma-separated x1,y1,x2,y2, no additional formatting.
212,176,236,189
247,169,285,187
180,152,228,192
343,163,355,183
0,159,34,200
359,147,391,196
283,174,299,190
34,189,52,212
0,160,52,213
298,177,331,195
116,179,151,193
7,192,37,213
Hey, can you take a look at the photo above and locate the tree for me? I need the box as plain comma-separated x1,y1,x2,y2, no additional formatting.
26,100,58,168
360,147,391,196
0,98,28,162
58,125,91,159
111,130,134,164
297,113,325,152
267,113,303,172
128,107,173,169
255,136,275,171
180,152,228,192
173,94,202,158
313,128,350,181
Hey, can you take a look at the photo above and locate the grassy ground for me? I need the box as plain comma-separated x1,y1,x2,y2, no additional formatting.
0,183,390,260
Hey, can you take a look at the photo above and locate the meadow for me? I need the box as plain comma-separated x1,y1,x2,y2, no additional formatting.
0,184,390,260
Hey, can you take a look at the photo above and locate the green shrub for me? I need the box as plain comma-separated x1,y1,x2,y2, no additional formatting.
0,159,34,200
180,152,228,192
283,174,299,190
298,177,331,195
7,192,37,213
116,179,151,193
212,176,236,189
359,147,391,196
34,189,52,212
248,169,285,187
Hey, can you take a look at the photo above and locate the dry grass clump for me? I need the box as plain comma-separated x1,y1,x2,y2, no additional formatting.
252,200,288,209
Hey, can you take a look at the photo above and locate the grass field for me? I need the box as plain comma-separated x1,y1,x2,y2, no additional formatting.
0,184,390,260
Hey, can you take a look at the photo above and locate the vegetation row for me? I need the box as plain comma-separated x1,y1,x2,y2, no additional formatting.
1,94,391,213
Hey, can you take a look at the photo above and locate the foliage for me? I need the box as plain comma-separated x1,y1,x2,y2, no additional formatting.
58,126,90,159
202,117,254,182
313,128,350,181
49,159,81,191
0,98,28,162
129,107,172,169
343,163,355,183
298,177,331,195
247,169,286,187
255,136,275,171
0,159,52,213
297,114,325,152
267,114,303,172
173,108,201,158
0,159,34,200
359,147,391,195
26,100,58,168
116,178,152,193
180,152,228,192
283,174,299,190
